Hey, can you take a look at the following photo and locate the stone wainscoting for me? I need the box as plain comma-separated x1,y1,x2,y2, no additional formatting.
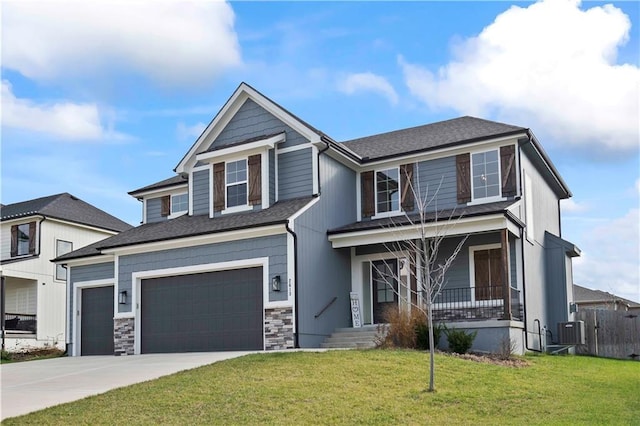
114,317,135,355
264,307,294,350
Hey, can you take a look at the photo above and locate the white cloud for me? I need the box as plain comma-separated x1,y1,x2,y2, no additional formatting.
399,0,639,154
339,72,399,105
3,0,241,87
1,80,125,141
573,208,640,303
561,198,589,214
177,121,207,143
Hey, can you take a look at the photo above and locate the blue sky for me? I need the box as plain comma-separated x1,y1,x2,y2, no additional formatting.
2,0,638,302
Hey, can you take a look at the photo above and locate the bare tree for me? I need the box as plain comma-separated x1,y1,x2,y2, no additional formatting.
371,172,468,392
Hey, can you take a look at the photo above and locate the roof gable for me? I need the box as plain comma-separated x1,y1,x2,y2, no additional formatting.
175,82,325,174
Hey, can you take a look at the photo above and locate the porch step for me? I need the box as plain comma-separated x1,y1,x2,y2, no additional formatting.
321,325,383,349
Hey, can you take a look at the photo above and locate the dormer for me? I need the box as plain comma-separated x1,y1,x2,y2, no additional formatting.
128,175,189,224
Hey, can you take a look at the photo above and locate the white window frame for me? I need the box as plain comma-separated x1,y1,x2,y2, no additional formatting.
168,193,189,219
16,223,31,257
372,166,402,219
469,149,505,205
223,157,252,214
55,239,73,281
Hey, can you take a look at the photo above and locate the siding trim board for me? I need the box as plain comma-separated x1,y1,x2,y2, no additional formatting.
72,278,114,357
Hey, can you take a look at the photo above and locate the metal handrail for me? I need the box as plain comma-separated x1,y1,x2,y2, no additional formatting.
314,296,338,318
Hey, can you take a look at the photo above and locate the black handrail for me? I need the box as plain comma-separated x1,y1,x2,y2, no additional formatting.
314,296,338,318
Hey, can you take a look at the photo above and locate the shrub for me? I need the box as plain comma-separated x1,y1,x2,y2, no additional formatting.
444,326,477,354
415,321,443,350
375,307,443,350
495,336,518,360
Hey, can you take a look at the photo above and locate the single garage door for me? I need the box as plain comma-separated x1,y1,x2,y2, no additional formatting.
81,286,114,355
141,267,263,353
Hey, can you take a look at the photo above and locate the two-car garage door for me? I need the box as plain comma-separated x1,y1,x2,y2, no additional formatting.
140,267,264,353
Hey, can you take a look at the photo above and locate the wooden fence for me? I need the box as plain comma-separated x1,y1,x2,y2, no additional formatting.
575,309,640,361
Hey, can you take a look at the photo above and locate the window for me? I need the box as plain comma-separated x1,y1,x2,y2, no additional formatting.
17,224,30,255
11,222,36,257
471,150,500,200
171,193,188,214
56,240,73,280
376,168,400,214
226,159,248,208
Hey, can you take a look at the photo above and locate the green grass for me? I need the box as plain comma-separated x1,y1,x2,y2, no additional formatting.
4,351,639,425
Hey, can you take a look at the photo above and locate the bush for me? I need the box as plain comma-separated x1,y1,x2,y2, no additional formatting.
444,326,477,354
375,306,442,350
416,321,443,350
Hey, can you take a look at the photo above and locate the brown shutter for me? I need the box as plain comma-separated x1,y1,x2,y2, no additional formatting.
10,225,18,257
361,170,375,218
28,222,37,254
500,145,516,197
160,195,170,217
248,154,262,205
213,162,225,212
456,153,471,204
400,163,414,212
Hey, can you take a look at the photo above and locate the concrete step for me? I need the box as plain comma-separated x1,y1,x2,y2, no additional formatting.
320,326,386,349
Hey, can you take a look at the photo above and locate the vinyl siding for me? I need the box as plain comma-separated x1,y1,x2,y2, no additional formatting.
192,169,210,216
211,99,309,151
413,156,459,212
117,235,288,314
278,148,314,200
145,197,166,224
295,155,356,347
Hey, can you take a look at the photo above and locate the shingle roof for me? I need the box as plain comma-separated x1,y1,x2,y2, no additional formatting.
341,116,526,161
128,175,189,197
56,196,315,261
328,200,518,234
573,284,640,307
1,193,132,233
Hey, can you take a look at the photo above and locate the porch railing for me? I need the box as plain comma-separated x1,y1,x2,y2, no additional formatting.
430,286,522,322
3,313,37,333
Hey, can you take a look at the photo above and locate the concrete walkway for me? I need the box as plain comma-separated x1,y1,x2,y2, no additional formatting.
0,351,253,420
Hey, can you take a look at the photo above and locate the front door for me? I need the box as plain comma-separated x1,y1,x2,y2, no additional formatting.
474,248,503,300
372,259,398,323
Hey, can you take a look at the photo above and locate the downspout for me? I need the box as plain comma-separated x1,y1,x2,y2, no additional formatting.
285,221,300,348
316,139,331,196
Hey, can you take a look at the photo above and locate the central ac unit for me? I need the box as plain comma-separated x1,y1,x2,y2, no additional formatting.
557,321,585,345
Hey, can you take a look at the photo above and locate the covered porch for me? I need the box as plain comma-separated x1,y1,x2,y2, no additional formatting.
1,276,38,336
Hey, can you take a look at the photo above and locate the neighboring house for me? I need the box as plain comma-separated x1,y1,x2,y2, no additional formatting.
55,83,580,356
573,284,640,313
1,193,132,351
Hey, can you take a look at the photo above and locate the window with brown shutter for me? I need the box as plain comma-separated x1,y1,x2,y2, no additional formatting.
500,145,516,197
400,163,414,211
456,153,471,204
361,170,374,218
248,154,262,205
10,222,36,257
10,225,18,257
28,222,36,254
213,162,225,212
160,195,170,217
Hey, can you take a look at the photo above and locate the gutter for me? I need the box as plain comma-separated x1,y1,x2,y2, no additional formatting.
285,221,300,348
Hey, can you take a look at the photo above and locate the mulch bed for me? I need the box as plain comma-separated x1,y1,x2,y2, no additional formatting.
3,348,65,362
446,351,531,367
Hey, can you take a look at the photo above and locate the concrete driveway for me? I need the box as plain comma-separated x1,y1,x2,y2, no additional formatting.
0,351,253,420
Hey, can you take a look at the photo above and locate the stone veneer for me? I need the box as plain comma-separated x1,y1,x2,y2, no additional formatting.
264,307,294,350
114,317,135,356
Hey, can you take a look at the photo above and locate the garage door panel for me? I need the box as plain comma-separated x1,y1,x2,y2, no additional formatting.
81,286,114,356
141,267,263,353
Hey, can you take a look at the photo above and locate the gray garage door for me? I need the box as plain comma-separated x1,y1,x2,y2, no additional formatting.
81,286,114,355
141,267,263,353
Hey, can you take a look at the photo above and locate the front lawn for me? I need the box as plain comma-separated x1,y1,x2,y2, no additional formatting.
4,350,639,424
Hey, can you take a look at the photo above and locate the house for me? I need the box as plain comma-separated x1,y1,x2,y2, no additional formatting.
1,193,132,351
55,83,580,356
573,284,640,313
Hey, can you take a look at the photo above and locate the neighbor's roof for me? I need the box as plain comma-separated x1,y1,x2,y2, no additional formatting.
341,116,526,161
573,284,640,307
56,196,314,261
328,200,519,235
128,175,189,197
1,193,132,233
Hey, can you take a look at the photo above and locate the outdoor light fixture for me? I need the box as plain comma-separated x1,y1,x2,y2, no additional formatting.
271,275,281,292
119,290,128,305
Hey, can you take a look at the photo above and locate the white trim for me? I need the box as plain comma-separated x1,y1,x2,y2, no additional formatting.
515,234,523,291
168,193,189,218
288,197,320,223
277,143,313,154
275,142,279,202
225,157,248,209
188,170,194,215
72,279,114,357
329,215,508,249
261,149,270,208
209,164,215,218
286,230,296,333
468,243,502,304
59,255,115,267
196,133,285,163
312,145,319,195
470,148,502,203
356,172,362,222
221,204,253,215
373,166,401,217
130,183,189,200
101,225,286,257
141,199,147,224
132,257,270,355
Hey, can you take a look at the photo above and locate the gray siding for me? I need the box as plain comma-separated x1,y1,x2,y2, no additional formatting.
211,99,309,151
544,233,574,337
413,156,458,212
192,169,210,216
68,262,115,348
269,149,275,206
295,154,357,347
278,148,314,200
146,197,167,224
117,235,288,314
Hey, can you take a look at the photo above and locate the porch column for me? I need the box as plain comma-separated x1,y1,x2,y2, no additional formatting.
501,229,512,320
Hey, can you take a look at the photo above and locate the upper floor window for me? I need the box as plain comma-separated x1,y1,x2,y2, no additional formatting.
376,168,400,214
10,222,36,257
226,159,248,208
171,193,188,214
471,150,500,200
55,240,73,280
